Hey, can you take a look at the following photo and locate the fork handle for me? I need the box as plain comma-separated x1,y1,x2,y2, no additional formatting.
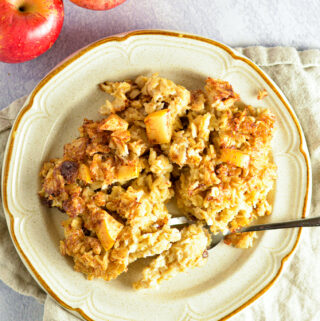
241,216,320,233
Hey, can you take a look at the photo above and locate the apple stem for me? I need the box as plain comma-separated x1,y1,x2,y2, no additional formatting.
18,6,26,12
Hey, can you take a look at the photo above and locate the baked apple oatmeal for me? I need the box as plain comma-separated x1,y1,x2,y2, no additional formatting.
39,74,276,289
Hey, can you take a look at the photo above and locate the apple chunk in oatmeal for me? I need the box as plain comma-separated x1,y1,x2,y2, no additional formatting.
39,74,276,289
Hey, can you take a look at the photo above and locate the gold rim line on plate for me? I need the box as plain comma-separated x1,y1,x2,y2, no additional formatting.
2,30,311,321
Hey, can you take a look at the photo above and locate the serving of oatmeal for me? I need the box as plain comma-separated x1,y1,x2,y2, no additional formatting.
39,74,276,289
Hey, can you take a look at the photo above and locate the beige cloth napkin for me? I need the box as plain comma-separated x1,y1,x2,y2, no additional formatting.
1,46,320,321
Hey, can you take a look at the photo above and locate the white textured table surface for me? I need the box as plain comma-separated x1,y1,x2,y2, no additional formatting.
0,0,320,320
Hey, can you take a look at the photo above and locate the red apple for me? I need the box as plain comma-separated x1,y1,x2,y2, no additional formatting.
69,0,127,11
0,0,64,63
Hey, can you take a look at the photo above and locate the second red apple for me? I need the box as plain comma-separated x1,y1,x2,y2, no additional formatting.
69,0,127,10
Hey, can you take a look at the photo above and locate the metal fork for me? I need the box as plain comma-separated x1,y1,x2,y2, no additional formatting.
169,216,320,250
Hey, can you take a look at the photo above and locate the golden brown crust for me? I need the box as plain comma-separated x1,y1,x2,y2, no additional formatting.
64,137,88,161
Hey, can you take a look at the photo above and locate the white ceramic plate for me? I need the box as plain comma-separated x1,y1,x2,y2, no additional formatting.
2,30,311,321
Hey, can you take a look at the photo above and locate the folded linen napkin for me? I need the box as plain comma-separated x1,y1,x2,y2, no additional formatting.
1,46,320,321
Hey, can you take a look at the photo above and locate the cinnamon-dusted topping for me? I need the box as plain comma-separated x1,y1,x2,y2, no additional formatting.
62,196,85,217
205,77,240,108
64,137,88,161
